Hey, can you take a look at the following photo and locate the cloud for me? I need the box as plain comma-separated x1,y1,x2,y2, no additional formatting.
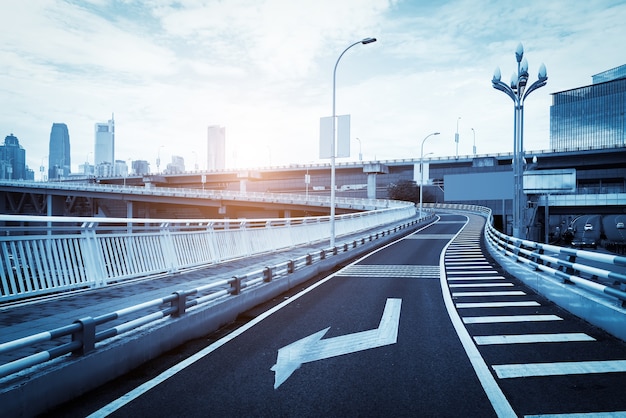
1,0,625,174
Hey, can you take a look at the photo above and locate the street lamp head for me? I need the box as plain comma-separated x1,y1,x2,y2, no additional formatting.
515,42,524,63
361,37,377,44
492,67,502,83
520,58,529,76
538,63,547,81
434,132,440,136
510,72,518,89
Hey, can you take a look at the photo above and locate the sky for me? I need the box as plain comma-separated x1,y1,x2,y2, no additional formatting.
2,0,626,176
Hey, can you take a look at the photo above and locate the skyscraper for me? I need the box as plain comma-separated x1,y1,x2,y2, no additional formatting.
48,123,71,180
1,133,28,180
207,125,225,170
95,114,115,166
550,64,626,149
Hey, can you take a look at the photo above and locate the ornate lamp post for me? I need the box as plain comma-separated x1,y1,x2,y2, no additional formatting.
492,42,547,238
330,37,376,247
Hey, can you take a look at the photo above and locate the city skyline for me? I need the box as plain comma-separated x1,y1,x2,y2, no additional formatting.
1,1,626,173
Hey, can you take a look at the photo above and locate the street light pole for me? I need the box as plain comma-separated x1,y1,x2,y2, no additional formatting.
419,132,440,217
330,37,376,248
471,127,476,155
356,137,362,161
492,42,547,239
455,117,461,159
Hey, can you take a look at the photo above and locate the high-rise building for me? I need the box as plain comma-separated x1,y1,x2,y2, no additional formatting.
1,133,32,180
132,160,150,176
550,64,626,150
48,123,71,180
166,155,185,174
207,125,226,170
95,115,115,166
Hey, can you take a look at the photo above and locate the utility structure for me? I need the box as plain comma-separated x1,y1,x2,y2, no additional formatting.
492,43,547,239
329,37,376,248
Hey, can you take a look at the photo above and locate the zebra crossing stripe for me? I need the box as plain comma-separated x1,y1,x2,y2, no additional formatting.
463,315,562,324
448,276,506,281
452,291,526,297
474,333,596,345
449,283,514,288
456,301,540,308
493,359,626,379
337,265,440,279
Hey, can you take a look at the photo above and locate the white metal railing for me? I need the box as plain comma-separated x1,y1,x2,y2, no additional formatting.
0,201,416,302
0,214,430,381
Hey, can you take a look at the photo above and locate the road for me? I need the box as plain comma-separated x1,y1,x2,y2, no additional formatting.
51,213,626,417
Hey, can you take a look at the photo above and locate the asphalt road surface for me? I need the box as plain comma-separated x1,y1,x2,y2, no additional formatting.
51,213,626,417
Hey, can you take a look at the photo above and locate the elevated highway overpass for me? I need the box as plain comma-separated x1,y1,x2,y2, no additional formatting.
2,144,625,243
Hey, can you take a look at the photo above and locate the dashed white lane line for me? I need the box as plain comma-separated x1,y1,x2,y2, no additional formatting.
474,333,596,345
463,315,563,324
448,276,506,281
493,360,626,379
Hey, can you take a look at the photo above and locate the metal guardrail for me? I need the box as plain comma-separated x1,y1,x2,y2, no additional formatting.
1,200,415,302
0,180,395,211
431,203,626,307
485,223,626,306
0,217,427,379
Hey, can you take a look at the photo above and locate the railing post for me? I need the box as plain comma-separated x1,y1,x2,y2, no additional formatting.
232,276,242,295
305,254,312,265
287,260,295,274
263,267,273,282
72,316,96,356
172,291,187,317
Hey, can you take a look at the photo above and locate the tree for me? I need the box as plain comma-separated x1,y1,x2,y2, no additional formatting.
387,180,420,203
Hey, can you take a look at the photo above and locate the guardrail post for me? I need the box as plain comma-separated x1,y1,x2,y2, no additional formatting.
172,291,187,317
232,276,242,295
343,243,348,252
353,240,357,248
332,247,338,255
320,250,326,260
287,260,295,274
263,267,273,282
566,255,577,275
72,317,96,356
305,254,312,265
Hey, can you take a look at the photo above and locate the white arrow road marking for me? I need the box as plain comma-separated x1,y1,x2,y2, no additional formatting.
271,298,402,389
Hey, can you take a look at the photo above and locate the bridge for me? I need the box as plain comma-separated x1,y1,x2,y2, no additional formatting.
1,201,626,416
2,144,626,242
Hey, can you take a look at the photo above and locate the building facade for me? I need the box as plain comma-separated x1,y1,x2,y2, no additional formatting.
207,125,225,170
48,123,71,179
550,64,626,150
0,134,33,180
95,115,115,167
